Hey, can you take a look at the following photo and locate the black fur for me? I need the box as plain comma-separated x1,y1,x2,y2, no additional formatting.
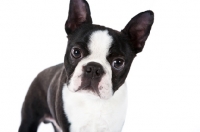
18,0,154,131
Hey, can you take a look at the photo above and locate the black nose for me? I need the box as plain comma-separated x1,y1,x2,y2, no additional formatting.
84,62,104,79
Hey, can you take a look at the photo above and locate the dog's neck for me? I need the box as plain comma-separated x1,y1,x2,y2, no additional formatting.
62,83,128,131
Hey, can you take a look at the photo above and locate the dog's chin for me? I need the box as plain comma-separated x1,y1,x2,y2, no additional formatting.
75,87,112,100
77,80,101,95
68,82,113,100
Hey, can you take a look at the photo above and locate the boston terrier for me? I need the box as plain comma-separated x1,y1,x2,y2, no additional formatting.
18,0,154,131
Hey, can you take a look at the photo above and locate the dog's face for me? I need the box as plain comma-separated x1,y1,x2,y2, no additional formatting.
64,0,154,99
64,25,135,99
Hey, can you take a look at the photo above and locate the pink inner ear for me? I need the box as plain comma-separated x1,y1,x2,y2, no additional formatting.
65,0,92,34
66,23,76,32
137,30,145,38
72,0,87,21
122,10,154,53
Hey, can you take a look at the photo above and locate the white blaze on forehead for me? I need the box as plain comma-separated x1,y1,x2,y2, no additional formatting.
88,30,113,60
87,30,113,99
67,30,114,99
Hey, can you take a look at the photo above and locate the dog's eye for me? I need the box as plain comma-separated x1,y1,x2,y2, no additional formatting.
71,48,82,59
112,58,125,70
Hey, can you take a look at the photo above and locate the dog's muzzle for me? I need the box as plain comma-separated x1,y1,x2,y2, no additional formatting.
77,62,105,96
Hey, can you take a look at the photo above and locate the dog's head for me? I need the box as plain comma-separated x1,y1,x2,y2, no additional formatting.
64,0,154,99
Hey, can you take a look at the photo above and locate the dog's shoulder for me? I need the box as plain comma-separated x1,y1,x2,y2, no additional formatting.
38,63,64,76
31,63,65,91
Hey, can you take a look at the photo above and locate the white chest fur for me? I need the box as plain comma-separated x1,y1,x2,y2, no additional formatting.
62,83,128,132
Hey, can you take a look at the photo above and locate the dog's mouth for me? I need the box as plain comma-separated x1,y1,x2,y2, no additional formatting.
76,79,101,97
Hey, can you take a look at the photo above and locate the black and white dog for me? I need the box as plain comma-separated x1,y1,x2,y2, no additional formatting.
18,0,154,131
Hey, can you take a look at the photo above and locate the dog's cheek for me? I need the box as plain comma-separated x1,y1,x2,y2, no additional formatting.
98,63,113,99
68,64,83,92
98,73,113,99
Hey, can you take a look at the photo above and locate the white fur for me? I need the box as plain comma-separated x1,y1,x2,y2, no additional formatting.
62,30,128,131
62,83,128,132
68,30,113,99
44,117,63,132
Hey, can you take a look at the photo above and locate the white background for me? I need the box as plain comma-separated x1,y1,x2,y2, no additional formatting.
0,0,200,132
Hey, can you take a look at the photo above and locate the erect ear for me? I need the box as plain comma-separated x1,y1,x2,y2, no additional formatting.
65,0,92,34
121,10,154,53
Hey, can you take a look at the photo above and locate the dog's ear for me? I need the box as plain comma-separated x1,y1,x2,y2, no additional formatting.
65,0,92,34
121,11,154,53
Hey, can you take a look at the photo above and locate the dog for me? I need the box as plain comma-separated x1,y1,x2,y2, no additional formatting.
18,0,154,131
